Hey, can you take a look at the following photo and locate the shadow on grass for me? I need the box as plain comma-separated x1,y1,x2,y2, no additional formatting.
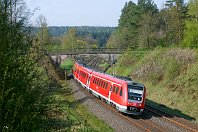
38,80,79,131
129,99,196,122
37,118,72,132
69,96,90,108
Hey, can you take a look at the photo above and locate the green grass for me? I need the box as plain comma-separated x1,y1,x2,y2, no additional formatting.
107,47,198,123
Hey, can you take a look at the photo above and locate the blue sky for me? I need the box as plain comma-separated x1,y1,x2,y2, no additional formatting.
25,0,189,27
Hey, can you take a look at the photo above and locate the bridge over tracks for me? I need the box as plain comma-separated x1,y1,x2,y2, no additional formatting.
47,48,126,66
47,48,126,56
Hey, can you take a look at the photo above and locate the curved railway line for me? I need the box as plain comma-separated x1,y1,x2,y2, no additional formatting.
71,56,198,132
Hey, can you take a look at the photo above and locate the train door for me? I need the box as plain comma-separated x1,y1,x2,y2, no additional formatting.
77,69,79,79
87,74,91,88
111,84,120,103
108,82,113,104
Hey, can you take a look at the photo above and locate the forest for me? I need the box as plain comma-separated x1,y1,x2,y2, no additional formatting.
106,0,198,49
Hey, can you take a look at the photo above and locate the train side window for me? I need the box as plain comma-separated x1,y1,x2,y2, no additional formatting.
103,82,106,88
95,78,97,84
98,80,101,86
100,81,103,87
99,80,102,87
103,82,105,88
106,83,108,89
115,87,119,94
102,81,104,88
96,79,99,85
113,86,116,93
93,78,95,83
110,85,112,91
100,80,103,87
97,79,100,86
105,82,108,89
120,87,123,96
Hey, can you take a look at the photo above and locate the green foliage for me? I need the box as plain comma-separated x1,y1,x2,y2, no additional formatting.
182,0,198,48
99,63,110,68
107,1,159,49
182,21,198,48
35,15,50,57
107,0,189,49
0,1,50,131
60,59,74,72
61,28,78,50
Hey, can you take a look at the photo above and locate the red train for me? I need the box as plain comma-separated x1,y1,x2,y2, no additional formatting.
72,61,146,115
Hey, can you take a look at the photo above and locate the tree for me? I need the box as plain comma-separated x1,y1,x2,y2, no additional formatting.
182,0,198,48
61,28,78,50
107,0,158,49
160,0,188,46
35,14,49,57
0,0,50,131
137,0,158,48
108,1,141,49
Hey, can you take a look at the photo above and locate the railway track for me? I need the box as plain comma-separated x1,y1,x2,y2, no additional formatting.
145,105,198,132
85,55,96,66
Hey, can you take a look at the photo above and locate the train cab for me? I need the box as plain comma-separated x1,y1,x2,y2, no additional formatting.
126,81,145,115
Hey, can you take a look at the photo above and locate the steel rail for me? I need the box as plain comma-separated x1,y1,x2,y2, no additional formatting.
145,105,198,132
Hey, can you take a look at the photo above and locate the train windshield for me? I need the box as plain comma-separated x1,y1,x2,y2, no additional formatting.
128,85,143,101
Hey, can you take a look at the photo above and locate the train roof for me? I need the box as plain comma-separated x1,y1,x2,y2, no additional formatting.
92,70,130,85
74,61,143,86
75,62,93,73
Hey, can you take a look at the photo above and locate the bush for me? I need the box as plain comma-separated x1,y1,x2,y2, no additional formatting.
60,59,74,72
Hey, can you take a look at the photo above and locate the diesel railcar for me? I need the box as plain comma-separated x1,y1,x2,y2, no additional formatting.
72,62,146,115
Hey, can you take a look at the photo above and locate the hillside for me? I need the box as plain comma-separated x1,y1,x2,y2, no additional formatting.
107,47,198,122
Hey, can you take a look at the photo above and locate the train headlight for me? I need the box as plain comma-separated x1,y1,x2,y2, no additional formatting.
137,103,141,107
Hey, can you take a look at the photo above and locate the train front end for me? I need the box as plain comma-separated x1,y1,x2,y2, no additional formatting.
125,82,146,115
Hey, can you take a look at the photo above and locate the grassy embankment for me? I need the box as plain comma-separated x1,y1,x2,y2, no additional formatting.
107,47,198,123
40,56,113,131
